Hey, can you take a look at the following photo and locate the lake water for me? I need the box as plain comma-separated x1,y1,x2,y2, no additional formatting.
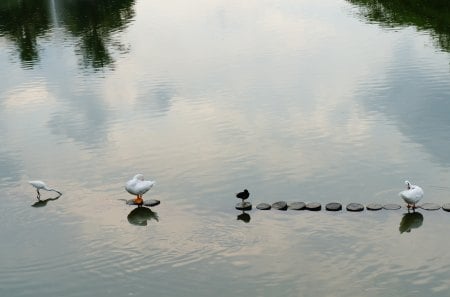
1,0,450,296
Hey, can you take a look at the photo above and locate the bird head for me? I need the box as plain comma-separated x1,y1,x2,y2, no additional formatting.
405,181,411,190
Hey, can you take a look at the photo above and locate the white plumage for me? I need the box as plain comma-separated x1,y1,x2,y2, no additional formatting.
125,174,155,201
399,180,423,209
29,180,62,199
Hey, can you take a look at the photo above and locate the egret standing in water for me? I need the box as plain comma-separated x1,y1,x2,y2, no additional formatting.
125,174,155,205
399,180,424,211
28,180,62,199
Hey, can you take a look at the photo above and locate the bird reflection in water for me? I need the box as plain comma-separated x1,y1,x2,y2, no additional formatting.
31,194,61,208
399,212,424,234
127,206,159,226
237,210,251,223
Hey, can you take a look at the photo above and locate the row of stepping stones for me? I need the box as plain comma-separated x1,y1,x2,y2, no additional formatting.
236,201,450,212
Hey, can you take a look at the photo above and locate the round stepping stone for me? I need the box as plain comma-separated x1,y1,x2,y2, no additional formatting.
419,203,441,211
366,203,383,211
144,199,160,207
383,204,401,210
272,201,288,211
235,201,252,211
346,203,364,212
305,202,321,211
325,202,342,211
442,203,450,212
289,202,306,210
256,203,271,210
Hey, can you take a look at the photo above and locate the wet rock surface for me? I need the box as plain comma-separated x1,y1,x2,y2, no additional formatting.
346,203,364,212
256,203,272,210
325,202,342,211
306,202,321,211
419,203,441,211
272,201,288,210
383,204,402,210
235,201,252,211
289,202,306,210
366,203,383,211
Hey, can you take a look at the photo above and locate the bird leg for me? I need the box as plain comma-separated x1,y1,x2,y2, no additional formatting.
134,195,144,205
36,189,41,200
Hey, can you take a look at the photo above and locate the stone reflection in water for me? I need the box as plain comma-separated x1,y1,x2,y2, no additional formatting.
237,210,251,223
31,194,61,207
399,212,424,234
0,0,135,69
127,206,159,226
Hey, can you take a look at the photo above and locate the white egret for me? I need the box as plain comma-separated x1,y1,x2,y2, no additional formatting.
399,180,423,210
125,174,155,205
29,180,62,199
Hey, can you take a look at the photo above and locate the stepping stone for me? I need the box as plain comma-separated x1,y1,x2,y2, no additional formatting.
235,201,252,211
305,202,321,211
325,202,342,211
442,203,450,212
289,202,306,210
346,203,364,212
127,199,161,207
272,201,288,211
366,203,383,211
419,203,441,211
383,204,401,210
144,199,160,207
256,203,271,210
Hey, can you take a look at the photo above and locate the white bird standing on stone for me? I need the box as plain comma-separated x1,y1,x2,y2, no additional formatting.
29,180,62,199
399,180,423,210
125,174,155,205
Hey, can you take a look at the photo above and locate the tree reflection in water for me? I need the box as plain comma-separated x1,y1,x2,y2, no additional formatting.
0,0,135,69
348,0,450,52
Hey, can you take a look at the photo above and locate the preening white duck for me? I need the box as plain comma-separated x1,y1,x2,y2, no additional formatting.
29,180,62,199
125,174,155,205
399,180,423,210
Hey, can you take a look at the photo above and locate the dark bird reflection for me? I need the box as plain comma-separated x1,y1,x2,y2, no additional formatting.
31,194,61,208
237,210,251,223
399,212,424,234
127,206,159,226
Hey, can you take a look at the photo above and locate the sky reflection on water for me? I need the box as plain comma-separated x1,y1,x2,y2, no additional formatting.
1,0,450,296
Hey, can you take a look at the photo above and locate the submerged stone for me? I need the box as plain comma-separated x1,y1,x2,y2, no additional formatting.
272,201,288,211
383,204,402,210
256,203,272,210
442,203,450,212
419,203,441,211
235,201,252,211
325,202,342,211
346,203,364,212
306,202,321,211
366,203,383,211
289,202,306,210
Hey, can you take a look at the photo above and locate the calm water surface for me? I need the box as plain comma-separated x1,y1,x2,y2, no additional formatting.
1,0,450,296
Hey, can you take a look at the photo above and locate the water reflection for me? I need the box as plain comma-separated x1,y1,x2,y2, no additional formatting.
0,0,135,69
31,194,61,207
399,211,424,233
127,206,159,226
236,210,251,223
348,0,450,52
0,0,51,67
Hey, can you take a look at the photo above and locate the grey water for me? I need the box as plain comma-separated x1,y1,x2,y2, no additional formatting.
1,0,450,296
